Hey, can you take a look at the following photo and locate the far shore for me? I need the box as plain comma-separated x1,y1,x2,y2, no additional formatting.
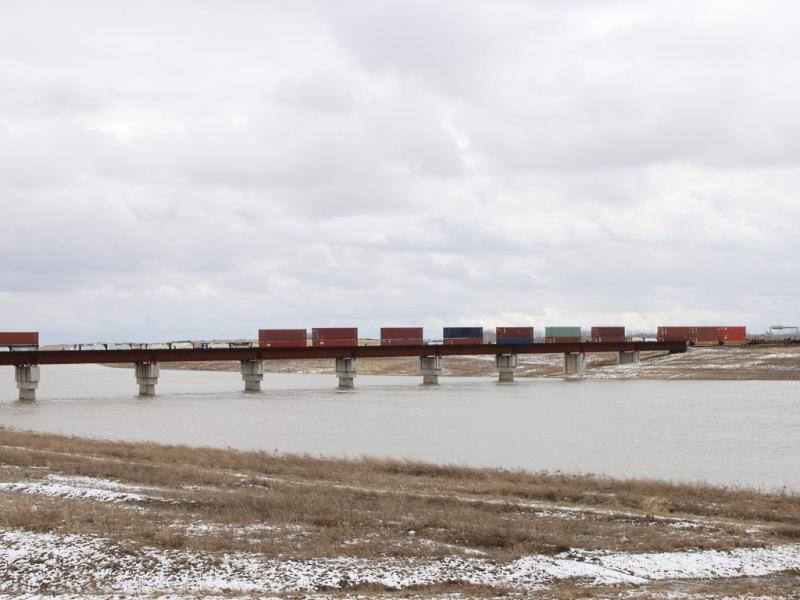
101,344,800,380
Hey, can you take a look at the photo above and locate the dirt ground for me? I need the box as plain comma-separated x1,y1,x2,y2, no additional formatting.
107,344,800,380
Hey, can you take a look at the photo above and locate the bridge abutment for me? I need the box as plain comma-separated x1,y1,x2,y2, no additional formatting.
618,350,640,365
564,352,586,376
335,357,357,388
15,365,39,401
420,355,443,385
135,362,159,396
240,359,264,392
496,353,518,382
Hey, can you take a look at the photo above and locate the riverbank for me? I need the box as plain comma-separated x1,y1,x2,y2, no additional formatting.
0,427,798,598
105,344,800,380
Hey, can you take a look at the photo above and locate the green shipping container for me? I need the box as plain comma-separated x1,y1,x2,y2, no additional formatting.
544,326,582,338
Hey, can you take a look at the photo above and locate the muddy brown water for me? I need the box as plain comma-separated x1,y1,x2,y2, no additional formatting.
1,364,798,491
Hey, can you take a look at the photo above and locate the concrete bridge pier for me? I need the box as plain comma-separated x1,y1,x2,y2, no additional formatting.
420,355,443,385
335,357,358,388
240,360,264,392
618,350,640,365
496,354,518,382
135,362,159,396
564,353,586,376
15,365,39,401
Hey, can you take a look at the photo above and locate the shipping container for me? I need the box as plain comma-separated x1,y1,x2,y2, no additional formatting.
0,332,39,347
443,337,483,345
590,326,625,343
380,327,424,346
719,326,747,345
544,327,581,342
312,327,358,347
496,327,534,344
259,329,307,348
443,327,483,339
544,337,581,343
657,327,694,342
692,327,720,346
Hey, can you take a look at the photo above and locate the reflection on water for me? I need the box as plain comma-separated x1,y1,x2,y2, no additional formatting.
1,364,798,491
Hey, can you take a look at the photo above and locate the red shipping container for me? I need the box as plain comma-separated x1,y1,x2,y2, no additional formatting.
719,326,747,345
312,327,358,347
443,337,483,345
657,327,693,342
718,326,747,338
258,329,307,348
544,337,581,343
693,327,720,345
0,332,39,346
380,327,424,346
590,327,625,342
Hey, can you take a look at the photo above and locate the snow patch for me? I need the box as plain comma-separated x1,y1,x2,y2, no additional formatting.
1,528,799,594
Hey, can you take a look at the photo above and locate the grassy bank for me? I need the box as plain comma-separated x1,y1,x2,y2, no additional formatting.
1,427,799,596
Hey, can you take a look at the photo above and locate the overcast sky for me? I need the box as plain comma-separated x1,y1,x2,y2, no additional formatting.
1,1,799,343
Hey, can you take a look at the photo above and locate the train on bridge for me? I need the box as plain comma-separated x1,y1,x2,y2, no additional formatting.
0,324,749,352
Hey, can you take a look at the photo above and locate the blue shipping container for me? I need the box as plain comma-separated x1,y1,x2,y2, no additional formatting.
443,327,483,339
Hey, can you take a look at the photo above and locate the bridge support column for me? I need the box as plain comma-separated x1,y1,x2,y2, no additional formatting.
335,357,358,388
618,351,640,365
15,365,39,401
496,354,518,383
135,362,159,396
240,360,264,392
564,353,586,376
420,355,443,385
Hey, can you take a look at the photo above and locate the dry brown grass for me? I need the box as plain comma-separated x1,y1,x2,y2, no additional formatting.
0,426,799,563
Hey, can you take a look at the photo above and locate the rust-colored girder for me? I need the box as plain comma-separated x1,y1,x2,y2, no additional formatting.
0,341,686,366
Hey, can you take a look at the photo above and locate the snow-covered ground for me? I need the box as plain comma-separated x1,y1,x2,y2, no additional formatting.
1,527,799,594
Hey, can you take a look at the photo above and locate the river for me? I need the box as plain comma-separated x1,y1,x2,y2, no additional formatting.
1,364,798,491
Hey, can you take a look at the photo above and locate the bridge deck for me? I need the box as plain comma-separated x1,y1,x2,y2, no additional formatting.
0,341,685,365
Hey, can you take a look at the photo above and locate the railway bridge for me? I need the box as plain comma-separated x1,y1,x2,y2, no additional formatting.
1,341,687,400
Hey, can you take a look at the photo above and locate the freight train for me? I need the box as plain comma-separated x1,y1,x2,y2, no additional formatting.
0,325,751,351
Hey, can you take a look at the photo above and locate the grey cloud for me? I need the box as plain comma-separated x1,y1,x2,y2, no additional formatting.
1,1,799,342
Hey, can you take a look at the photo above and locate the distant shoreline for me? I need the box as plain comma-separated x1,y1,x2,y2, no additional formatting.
101,345,800,380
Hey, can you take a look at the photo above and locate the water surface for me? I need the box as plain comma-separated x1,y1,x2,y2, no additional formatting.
1,364,798,491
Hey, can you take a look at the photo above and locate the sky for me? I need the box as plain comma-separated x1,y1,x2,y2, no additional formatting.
1,1,799,343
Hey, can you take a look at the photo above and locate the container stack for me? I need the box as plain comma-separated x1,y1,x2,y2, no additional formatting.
311,328,358,347
657,327,694,343
380,327,424,346
496,327,534,344
258,329,307,348
718,326,747,345
442,327,483,345
590,327,626,343
544,326,582,343
693,327,721,347
658,326,748,346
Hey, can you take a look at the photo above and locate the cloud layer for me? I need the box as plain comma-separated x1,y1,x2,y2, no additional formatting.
1,1,798,343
